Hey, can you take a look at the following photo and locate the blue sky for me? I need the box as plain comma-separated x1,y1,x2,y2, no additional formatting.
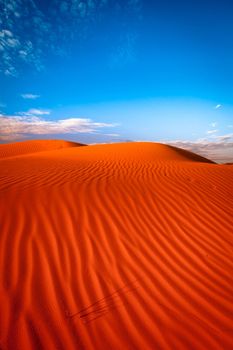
0,0,233,161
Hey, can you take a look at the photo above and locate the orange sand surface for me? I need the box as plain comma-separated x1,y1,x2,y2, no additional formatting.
0,140,233,349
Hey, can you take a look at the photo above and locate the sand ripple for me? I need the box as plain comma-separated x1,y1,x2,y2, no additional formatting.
0,141,233,349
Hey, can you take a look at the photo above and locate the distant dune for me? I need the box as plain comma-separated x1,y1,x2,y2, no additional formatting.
0,141,233,349
0,139,85,159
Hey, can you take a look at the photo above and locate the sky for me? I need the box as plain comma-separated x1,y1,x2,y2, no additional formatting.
0,0,233,162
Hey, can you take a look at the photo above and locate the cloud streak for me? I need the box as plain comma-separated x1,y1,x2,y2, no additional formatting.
0,114,118,141
206,129,218,134
20,109,51,116
21,93,40,99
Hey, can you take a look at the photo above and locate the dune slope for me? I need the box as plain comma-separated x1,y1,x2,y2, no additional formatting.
0,141,233,350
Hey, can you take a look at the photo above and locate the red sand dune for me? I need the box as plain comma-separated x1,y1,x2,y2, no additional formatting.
0,139,84,159
0,141,233,350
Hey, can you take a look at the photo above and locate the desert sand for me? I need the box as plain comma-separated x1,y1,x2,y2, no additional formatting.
0,140,233,350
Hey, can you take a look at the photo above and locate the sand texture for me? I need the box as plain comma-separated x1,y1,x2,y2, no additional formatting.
0,141,233,349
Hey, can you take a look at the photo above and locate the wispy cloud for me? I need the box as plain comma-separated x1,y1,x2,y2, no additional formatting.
21,93,40,99
104,133,120,137
0,114,118,141
215,104,222,109
19,109,51,116
0,26,44,76
206,129,218,134
214,133,233,142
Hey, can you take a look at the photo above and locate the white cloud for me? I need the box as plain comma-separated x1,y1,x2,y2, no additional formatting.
0,114,117,140
21,93,40,99
7,37,20,48
20,109,50,116
0,30,13,37
206,129,218,134
215,104,222,109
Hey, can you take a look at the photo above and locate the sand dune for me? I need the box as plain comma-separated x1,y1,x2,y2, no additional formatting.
0,141,233,349
0,139,84,159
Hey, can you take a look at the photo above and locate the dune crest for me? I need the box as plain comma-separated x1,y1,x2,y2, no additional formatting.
0,141,233,349
83,142,214,162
